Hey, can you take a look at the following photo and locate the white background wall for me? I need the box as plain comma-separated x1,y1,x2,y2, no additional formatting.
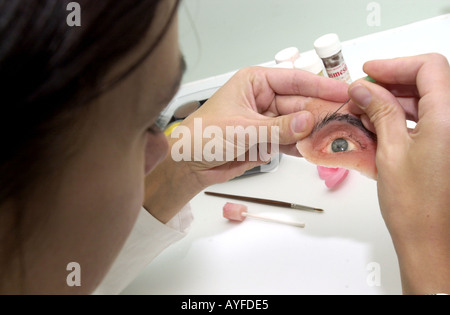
178,0,450,83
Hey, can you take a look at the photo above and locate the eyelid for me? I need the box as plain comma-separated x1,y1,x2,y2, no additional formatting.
314,127,367,154
313,113,376,141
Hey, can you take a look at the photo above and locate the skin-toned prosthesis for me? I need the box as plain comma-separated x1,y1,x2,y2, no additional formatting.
296,98,377,180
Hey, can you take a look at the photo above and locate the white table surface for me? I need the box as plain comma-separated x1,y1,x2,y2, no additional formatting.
122,14,450,295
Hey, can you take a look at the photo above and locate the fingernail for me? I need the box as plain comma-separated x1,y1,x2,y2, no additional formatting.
291,112,310,133
350,84,372,109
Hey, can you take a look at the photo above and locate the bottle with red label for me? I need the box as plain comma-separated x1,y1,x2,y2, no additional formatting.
314,33,352,84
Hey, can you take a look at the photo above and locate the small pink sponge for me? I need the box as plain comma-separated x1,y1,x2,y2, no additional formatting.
317,166,349,189
223,202,248,222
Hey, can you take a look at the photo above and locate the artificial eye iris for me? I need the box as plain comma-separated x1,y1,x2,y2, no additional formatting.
331,138,349,152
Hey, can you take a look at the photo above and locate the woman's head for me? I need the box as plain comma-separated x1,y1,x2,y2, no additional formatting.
0,0,183,293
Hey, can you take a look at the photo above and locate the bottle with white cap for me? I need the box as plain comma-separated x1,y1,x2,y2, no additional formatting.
294,53,325,76
314,33,352,84
274,47,300,68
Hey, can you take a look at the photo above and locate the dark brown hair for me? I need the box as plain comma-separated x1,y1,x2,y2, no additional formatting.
0,0,179,292
0,0,179,202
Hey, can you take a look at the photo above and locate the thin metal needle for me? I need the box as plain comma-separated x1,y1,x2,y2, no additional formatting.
331,98,351,116
331,76,376,116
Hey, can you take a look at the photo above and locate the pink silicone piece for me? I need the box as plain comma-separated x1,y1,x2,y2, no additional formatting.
223,202,247,222
317,166,349,188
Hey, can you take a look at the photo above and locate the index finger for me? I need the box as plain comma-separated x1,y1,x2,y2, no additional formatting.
257,67,350,102
363,53,450,97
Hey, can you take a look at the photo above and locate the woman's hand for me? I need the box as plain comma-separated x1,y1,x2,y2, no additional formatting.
348,53,450,294
170,66,349,188
145,67,348,223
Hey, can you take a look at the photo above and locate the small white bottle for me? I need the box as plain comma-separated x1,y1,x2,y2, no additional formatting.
274,47,300,68
314,34,352,84
294,53,325,76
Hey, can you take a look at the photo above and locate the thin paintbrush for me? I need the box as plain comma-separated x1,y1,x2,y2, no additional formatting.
204,191,323,212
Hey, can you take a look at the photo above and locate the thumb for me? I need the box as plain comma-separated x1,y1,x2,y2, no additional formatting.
258,111,315,145
348,81,409,155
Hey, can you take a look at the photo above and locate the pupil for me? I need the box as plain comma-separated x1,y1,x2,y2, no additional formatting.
331,138,348,152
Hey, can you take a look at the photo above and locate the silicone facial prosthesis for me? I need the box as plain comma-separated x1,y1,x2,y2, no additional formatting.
296,98,377,180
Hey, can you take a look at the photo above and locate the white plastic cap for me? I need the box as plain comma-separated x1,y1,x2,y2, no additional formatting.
275,47,300,64
314,33,342,58
294,54,323,74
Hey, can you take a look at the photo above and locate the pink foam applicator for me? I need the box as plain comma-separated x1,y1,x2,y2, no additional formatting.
223,202,305,228
317,166,349,189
